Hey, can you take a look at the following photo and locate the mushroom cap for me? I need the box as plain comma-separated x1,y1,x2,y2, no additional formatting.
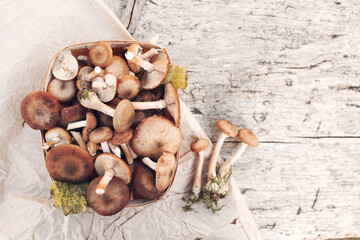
89,126,113,143
238,129,259,147
134,90,154,102
45,144,94,183
89,42,113,68
155,153,176,192
141,52,170,90
85,112,97,131
131,116,182,159
20,91,61,130
47,78,77,103
164,82,180,127
52,53,79,81
216,120,238,137
92,74,117,103
190,138,210,152
87,176,130,216
116,75,140,100
133,163,163,200
94,153,132,184
113,99,135,133
109,129,133,145
44,127,72,146
59,104,86,128
127,43,142,73
105,56,129,78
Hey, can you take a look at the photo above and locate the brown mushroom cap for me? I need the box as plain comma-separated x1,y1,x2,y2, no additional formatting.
47,78,76,103
105,56,129,78
89,126,113,143
85,112,97,131
109,129,133,145
190,138,210,152
216,120,238,137
20,91,61,130
52,53,79,81
116,75,140,100
127,43,142,73
164,82,180,127
113,99,135,133
155,153,176,192
133,163,163,200
131,116,182,159
89,42,113,68
141,52,170,90
94,153,132,184
238,129,259,147
87,176,130,216
45,144,94,183
58,104,86,128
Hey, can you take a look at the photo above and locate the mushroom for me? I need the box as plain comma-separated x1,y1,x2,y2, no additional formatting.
89,126,113,153
133,163,163,199
105,56,129,78
89,41,113,68
109,129,134,165
142,153,176,192
70,131,87,150
131,82,180,127
45,144,94,183
116,75,140,100
78,89,134,133
58,104,87,128
67,112,97,131
96,97,121,127
47,78,77,103
94,153,131,194
131,91,154,128
91,74,117,102
190,138,210,198
139,48,159,61
20,91,61,130
42,127,72,150
52,52,78,81
76,66,104,91
87,140,98,156
108,142,122,158
126,43,143,73
87,176,130,216
131,116,182,159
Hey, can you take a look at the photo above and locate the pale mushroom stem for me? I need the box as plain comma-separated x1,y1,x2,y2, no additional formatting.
88,66,104,79
192,151,204,195
96,169,115,194
120,143,134,164
77,55,87,62
128,144,138,159
100,141,111,153
42,137,61,150
125,51,155,72
78,90,115,117
219,143,248,177
139,48,158,60
108,143,122,157
67,120,87,130
207,133,227,179
142,157,157,171
92,81,107,90
131,100,167,110
70,131,87,150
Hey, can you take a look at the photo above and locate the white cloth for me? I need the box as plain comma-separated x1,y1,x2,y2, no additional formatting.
0,0,262,239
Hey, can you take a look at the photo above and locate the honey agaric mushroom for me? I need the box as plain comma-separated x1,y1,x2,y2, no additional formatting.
78,90,134,133
116,75,140,100
45,144,94,183
47,78,77,103
89,126,113,153
133,163,163,200
76,66,104,91
87,141,98,156
87,176,130,216
131,82,180,126
109,129,134,165
70,131,87,150
52,52,78,81
42,127,72,150
91,74,117,102
139,48,159,61
142,153,176,192
89,42,113,68
131,116,181,159
58,104,87,128
190,138,210,198
105,56,129,78
67,111,97,131
20,91,61,130
94,153,131,194
126,43,143,73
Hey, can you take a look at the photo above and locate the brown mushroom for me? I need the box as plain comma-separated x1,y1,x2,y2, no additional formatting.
47,78,76,103
20,91,61,130
116,75,140,100
45,144,94,183
58,104,87,128
89,126,113,153
76,66,104,91
126,43,143,73
67,112,97,131
105,56,129,78
87,140,98,156
89,42,113,68
133,163,163,200
42,127,72,150
91,74,117,103
131,116,181,159
87,176,130,216
141,52,170,90
190,138,210,197
52,52,78,81
109,129,134,164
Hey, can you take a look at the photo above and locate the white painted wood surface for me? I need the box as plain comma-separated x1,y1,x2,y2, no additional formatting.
104,0,360,239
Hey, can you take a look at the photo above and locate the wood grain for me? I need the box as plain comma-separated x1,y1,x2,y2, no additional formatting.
104,0,360,239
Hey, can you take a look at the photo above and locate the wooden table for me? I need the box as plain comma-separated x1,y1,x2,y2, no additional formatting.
105,0,360,239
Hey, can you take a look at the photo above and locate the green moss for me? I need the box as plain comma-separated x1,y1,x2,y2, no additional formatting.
163,64,188,89
79,89,92,101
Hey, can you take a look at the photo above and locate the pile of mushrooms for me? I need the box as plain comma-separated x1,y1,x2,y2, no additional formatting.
20,41,182,216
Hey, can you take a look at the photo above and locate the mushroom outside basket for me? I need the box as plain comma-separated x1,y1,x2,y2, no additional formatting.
41,41,180,209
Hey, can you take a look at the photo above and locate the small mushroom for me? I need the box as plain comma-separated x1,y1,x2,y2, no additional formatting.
58,104,87,128
126,43,143,73
47,78,77,103
133,163,163,199
190,138,210,197
76,66,104,91
142,153,176,192
67,112,97,131
42,127,72,150
116,75,140,100
87,176,130,216
89,126,113,153
141,52,170,90
87,140,98,156
70,131,87,150
89,42,113,68
109,129,134,165
20,91,61,130
91,74,117,102
131,116,181,159
52,52,78,81
139,48,159,61
94,153,132,194
105,56,129,78
45,144,94,183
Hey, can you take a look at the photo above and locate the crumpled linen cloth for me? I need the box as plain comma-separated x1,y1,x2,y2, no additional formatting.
0,0,262,239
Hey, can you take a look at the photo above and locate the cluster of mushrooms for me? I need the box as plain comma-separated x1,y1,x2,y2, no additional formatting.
20,41,182,216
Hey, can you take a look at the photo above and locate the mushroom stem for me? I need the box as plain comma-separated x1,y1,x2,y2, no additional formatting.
88,66,104,79
42,137,61,150
78,90,115,117
192,151,204,195
128,144,138,159
139,48,158,60
131,100,167,110
142,157,157,171
96,168,115,194
67,120,87,130
70,131,87,150
108,143,121,157
207,133,227,179
120,143,133,165
219,143,248,178
125,51,155,72
92,81,107,90
100,141,111,153
77,55,87,62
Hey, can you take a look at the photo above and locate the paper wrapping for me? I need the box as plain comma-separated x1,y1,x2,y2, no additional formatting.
0,0,262,239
